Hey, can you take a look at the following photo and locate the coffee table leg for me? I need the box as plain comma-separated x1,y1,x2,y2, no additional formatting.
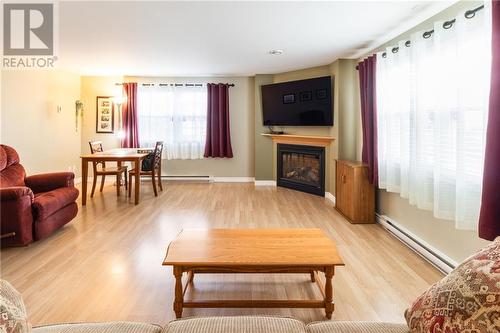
173,266,183,318
310,270,316,282
324,267,334,319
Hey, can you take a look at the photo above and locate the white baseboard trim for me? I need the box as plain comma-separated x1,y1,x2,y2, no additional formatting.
325,192,336,205
77,176,254,183
163,176,210,181
211,177,255,183
376,214,457,274
254,180,277,186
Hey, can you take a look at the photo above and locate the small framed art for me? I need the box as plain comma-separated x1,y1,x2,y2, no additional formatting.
96,96,114,133
283,93,295,104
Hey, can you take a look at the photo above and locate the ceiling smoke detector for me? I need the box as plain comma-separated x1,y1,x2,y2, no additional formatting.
269,49,284,55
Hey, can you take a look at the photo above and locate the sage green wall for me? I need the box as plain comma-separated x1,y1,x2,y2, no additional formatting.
337,59,360,161
254,75,274,181
360,0,490,262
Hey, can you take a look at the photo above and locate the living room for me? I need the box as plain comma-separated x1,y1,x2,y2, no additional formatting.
1,1,499,333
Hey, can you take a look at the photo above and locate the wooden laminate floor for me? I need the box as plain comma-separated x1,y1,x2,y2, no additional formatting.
0,182,443,326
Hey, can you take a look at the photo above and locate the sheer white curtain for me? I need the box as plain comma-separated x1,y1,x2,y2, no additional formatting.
376,3,491,230
137,85,207,160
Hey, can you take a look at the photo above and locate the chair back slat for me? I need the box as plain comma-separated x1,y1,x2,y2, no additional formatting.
89,141,105,168
89,141,103,153
153,141,164,171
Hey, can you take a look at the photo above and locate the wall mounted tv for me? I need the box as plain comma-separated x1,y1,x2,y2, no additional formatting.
261,76,333,126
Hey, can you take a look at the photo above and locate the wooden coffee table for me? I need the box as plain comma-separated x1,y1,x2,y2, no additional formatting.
162,228,344,319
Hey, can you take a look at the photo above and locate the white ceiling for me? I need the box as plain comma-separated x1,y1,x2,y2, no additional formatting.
58,1,456,76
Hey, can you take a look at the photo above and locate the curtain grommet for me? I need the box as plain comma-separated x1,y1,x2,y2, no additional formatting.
443,20,455,29
423,30,434,39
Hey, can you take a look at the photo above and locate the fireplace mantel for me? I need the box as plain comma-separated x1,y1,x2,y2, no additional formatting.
261,133,335,147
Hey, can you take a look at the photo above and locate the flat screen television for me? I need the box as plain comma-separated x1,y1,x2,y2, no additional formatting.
261,76,333,126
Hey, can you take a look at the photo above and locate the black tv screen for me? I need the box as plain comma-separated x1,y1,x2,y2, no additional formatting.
261,76,333,126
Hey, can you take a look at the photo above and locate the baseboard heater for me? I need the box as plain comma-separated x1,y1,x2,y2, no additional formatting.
376,214,457,274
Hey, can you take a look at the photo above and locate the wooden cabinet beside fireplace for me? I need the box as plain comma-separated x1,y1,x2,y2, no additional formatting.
335,160,375,224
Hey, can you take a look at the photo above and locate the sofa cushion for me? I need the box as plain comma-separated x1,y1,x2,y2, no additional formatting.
33,323,161,333
0,280,31,333
405,238,500,333
165,316,305,333
32,187,79,221
306,321,409,333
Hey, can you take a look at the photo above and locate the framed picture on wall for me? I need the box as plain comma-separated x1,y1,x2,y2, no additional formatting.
96,96,114,133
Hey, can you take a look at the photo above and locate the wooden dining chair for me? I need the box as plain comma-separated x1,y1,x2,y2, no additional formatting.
128,141,164,197
88,141,128,197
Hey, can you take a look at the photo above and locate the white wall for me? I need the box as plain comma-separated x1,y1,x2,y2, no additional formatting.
1,70,82,177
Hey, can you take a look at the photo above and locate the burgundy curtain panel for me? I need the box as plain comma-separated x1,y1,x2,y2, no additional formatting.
121,83,140,148
479,1,500,241
358,55,378,185
204,83,233,158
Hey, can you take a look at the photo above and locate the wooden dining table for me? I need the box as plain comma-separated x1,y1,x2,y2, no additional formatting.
80,148,151,205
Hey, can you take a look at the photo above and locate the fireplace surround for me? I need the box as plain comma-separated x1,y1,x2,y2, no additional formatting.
277,144,325,196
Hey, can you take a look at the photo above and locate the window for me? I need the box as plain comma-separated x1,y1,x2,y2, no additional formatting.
376,3,491,230
137,85,207,160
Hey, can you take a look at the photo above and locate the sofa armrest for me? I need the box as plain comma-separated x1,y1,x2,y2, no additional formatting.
0,186,34,201
25,172,75,193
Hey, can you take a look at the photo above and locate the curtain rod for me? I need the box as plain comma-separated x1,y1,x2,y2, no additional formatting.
115,83,235,87
356,4,485,70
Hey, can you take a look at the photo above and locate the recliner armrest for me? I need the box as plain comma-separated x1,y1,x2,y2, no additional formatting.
25,172,75,193
0,186,34,201
0,186,35,246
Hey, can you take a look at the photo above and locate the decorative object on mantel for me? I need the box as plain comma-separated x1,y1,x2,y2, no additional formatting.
75,100,84,132
261,133,334,147
95,96,114,134
335,160,375,224
266,125,285,135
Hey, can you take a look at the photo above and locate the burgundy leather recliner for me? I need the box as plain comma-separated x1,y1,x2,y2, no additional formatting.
0,144,79,246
